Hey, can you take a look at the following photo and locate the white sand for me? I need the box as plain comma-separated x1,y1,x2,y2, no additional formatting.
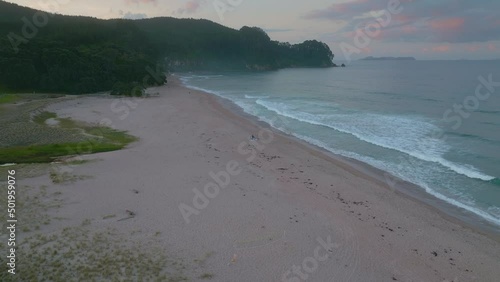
18,77,500,281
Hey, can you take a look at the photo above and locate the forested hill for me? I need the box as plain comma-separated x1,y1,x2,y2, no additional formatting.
0,1,335,95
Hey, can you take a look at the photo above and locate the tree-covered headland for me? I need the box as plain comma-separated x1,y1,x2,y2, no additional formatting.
0,1,335,96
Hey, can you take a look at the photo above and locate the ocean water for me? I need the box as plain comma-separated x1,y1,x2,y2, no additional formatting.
178,60,500,227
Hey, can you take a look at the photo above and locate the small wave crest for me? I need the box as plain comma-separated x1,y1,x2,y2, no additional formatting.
244,94,270,99
256,99,495,181
181,83,226,97
286,132,500,226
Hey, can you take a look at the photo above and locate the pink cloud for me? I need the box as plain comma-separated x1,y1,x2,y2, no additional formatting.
186,1,200,12
305,0,386,20
393,14,413,24
429,18,465,32
402,25,417,34
488,43,497,51
432,45,451,52
465,45,481,52
361,47,372,53
177,0,204,14
307,1,500,43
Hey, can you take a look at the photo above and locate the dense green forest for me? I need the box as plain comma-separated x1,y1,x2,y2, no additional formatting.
0,1,335,95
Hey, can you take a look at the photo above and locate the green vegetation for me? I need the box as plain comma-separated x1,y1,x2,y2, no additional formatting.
200,273,215,279
49,170,92,184
0,98,87,148
0,129,136,164
193,251,214,266
0,141,121,164
0,179,189,281
0,2,166,95
0,94,22,104
0,110,137,164
0,2,334,95
111,81,146,96
32,111,56,125
0,225,189,281
0,184,62,232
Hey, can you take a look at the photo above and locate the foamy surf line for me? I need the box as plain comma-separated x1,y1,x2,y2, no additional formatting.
255,99,495,182
244,94,270,99
182,83,226,98
257,120,500,227
178,76,500,227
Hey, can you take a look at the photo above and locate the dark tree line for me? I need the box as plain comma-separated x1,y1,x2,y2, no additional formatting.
0,1,334,95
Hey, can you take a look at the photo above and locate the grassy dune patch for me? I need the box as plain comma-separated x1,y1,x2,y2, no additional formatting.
0,94,21,104
0,93,64,105
0,184,63,233
49,170,92,184
0,163,189,281
0,226,189,281
0,111,137,164
0,140,128,164
32,111,57,125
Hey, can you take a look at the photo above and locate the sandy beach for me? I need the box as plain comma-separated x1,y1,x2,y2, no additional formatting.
8,76,500,281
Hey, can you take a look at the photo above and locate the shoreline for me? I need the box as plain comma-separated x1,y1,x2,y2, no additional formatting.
7,76,500,281
177,75,500,239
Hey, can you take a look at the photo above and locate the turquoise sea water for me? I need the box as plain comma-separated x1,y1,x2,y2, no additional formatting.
178,60,500,226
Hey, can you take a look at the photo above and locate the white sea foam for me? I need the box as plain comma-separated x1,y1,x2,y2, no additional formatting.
244,94,270,99
255,99,495,181
182,83,226,97
287,132,500,226
178,73,500,226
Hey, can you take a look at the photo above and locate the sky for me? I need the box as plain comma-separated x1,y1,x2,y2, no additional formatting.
6,0,500,60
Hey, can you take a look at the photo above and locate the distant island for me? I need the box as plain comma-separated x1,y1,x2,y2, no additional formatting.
361,56,416,61
0,2,335,95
